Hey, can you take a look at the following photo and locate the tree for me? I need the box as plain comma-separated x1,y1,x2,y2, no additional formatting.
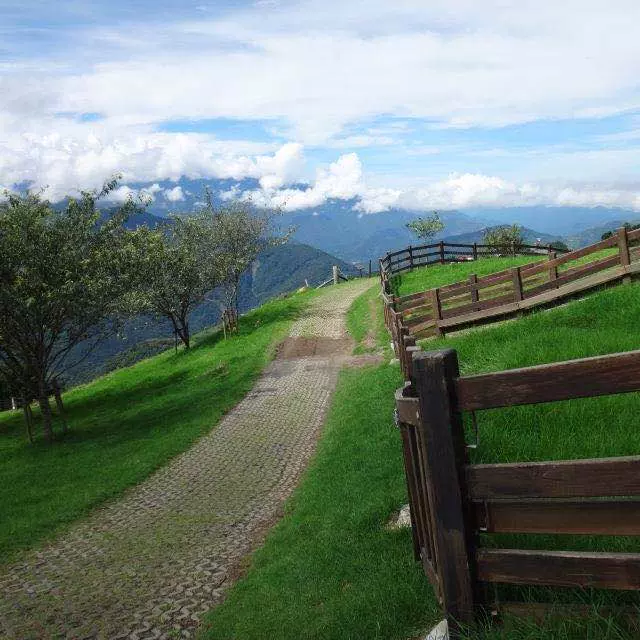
483,224,524,256
0,183,142,442
138,215,221,349
406,211,444,242
204,197,291,321
550,240,570,252
602,222,640,241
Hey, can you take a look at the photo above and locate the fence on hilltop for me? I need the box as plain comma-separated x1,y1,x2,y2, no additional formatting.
383,228,640,635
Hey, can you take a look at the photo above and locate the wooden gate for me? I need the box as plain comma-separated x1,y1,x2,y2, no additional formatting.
396,348,640,635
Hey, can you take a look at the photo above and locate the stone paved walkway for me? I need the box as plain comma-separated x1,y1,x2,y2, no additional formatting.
0,280,373,640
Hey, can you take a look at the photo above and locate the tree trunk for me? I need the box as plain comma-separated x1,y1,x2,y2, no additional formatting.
38,377,54,444
53,381,68,434
23,401,34,444
168,313,190,349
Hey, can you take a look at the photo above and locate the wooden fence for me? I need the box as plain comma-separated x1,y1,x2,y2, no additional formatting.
379,240,558,281
384,227,640,381
395,347,640,635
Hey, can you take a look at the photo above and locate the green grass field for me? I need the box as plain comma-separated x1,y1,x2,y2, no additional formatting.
203,264,640,640
346,282,389,354
0,291,314,563
393,256,545,297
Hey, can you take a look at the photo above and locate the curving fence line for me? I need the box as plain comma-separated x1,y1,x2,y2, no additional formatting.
382,228,640,382
379,240,559,281
386,228,640,635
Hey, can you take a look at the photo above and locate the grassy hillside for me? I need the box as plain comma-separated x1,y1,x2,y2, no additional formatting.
393,255,545,297
202,266,640,640
0,290,315,563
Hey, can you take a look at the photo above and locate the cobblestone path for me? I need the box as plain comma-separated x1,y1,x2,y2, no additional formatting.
0,280,373,640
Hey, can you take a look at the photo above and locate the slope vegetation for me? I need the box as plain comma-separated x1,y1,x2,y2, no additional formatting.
0,291,314,563
202,264,640,640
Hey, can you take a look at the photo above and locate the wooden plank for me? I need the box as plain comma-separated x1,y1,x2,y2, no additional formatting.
431,288,442,322
517,263,630,310
456,347,640,411
397,290,432,304
440,284,473,301
555,253,620,283
440,293,515,320
477,269,514,286
520,237,618,277
413,325,439,340
476,549,640,590
469,274,479,306
473,498,640,534
413,350,474,627
467,455,640,500
619,227,631,267
404,312,436,329
438,301,520,329
511,267,523,302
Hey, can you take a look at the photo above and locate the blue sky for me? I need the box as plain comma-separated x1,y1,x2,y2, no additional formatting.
2,0,640,211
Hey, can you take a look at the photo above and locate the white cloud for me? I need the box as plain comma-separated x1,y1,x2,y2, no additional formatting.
3,1,640,209
247,152,363,209
242,155,640,212
0,114,303,200
164,185,185,202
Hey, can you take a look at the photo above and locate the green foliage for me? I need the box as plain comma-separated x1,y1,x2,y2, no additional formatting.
201,194,292,315
550,240,570,252
0,184,144,441
406,211,444,241
483,224,525,254
136,215,221,348
0,291,312,561
601,222,640,240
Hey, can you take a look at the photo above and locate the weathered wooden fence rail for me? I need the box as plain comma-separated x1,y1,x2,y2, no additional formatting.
383,227,640,382
395,347,640,635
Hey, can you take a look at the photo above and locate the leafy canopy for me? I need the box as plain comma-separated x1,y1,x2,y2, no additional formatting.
406,212,444,241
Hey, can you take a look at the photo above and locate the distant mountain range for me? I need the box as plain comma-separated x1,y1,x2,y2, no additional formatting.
105,177,640,259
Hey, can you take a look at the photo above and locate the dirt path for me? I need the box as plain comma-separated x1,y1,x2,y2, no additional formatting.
0,280,373,640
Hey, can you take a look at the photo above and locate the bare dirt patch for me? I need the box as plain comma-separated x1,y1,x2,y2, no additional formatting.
276,337,352,359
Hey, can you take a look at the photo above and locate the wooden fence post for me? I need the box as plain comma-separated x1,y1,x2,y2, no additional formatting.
413,349,475,633
618,227,631,283
402,333,416,381
409,245,414,271
369,260,372,278
431,288,443,337
511,266,523,302
548,251,558,286
439,241,445,264
332,265,339,285
472,243,478,261
469,274,479,310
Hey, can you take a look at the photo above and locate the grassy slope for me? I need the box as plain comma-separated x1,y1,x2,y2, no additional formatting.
394,249,617,297
403,263,640,637
393,256,544,297
346,282,389,354
0,291,315,563
200,285,441,640
203,262,640,640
